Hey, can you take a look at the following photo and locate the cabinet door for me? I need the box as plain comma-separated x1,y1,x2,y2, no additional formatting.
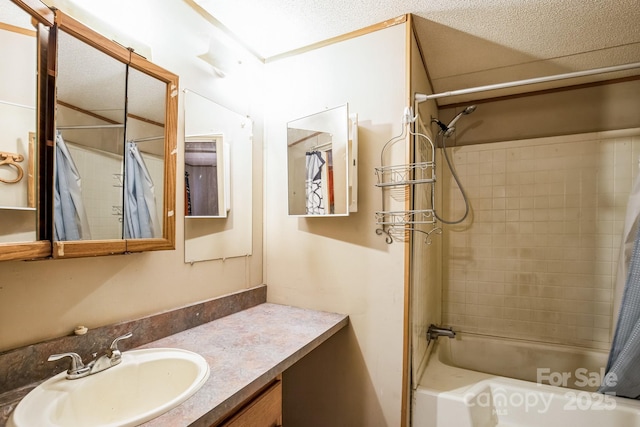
0,0,53,261
51,11,177,258
219,379,282,427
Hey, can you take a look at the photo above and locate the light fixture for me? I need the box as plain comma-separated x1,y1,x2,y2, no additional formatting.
198,36,241,78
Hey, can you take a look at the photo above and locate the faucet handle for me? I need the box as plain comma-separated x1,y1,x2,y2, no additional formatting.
108,332,133,359
48,352,90,379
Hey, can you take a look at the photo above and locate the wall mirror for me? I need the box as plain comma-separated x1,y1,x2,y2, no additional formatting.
183,90,252,263
287,104,358,216
52,11,177,258
0,0,53,261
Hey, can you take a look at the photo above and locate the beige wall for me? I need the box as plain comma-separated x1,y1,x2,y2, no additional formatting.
0,0,265,352
264,23,408,427
440,80,640,146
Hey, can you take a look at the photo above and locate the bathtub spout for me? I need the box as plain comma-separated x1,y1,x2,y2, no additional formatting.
427,324,456,343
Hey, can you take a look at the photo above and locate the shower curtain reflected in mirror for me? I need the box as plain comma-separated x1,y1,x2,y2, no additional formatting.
124,141,159,239
305,149,335,215
54,132,91,241
305,150,325,215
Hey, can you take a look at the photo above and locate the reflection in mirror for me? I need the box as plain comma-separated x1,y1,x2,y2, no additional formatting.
183,91,233,220
124,67,166,238
185,135,228,218
287,104,358,216
54,29,127,241
51,11,177,258
0,0,39,243
183,89,252,263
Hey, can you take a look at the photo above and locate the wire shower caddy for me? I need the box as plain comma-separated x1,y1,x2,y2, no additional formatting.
374,111,441,244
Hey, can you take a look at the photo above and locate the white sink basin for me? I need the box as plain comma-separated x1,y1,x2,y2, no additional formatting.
8,348,210,427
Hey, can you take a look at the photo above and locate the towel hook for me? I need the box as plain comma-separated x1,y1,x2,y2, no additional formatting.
0,151,25,184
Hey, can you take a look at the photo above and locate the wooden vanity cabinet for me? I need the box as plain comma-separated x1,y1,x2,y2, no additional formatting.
213,377,282,427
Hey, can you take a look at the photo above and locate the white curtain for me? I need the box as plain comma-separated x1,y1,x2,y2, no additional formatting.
124,141,159,239
54,132,91,241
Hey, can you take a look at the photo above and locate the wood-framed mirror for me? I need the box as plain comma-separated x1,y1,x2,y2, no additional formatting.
0,0,53,261
51,11,177,258
124,52,178,253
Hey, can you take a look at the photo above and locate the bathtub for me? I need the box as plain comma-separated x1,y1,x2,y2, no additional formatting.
413,332,640,427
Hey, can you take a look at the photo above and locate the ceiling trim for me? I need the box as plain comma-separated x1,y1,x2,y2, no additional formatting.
265,14,408,63
57,100,121,125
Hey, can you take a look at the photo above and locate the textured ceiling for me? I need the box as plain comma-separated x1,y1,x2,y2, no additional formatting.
2,1,35,29
193,0,640,105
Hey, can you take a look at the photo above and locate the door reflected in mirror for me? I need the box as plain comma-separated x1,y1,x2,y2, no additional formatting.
185,135,229,218
0,0,39,243
287,104,358,216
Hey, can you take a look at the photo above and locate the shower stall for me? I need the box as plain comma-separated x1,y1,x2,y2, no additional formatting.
406,64,640,425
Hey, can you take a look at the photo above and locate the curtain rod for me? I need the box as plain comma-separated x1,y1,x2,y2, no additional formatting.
131,135,164,143
416,61,640,102
57,124,124,130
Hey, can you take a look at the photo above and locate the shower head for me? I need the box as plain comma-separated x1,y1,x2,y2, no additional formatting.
442,105,477,137
461,105,477,115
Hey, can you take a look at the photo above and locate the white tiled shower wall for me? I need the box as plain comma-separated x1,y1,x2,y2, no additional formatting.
68,144,164,240
442,129,640,350
68,144,123,239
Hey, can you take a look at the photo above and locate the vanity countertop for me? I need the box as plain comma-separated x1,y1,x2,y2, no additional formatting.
136,302,348,426
0,302,347,427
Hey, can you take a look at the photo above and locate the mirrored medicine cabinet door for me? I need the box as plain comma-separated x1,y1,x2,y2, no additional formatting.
0,0,53,261
54,25,128,245
287,104,358,217
125,54,178,253
51,11,177,258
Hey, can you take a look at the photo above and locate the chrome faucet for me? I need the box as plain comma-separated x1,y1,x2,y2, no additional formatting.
427,324,456,343
48,332,133,380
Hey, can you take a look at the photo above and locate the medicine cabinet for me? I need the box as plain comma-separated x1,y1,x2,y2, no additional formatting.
286,104,358,216
0,1,178,261
51,11,178,258
0,0,53,261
